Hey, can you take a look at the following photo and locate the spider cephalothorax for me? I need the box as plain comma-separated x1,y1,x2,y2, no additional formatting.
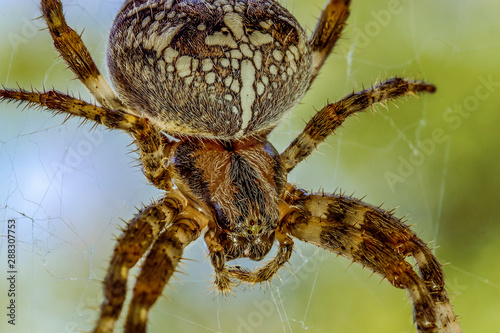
1,0,462,332
170,137,285,261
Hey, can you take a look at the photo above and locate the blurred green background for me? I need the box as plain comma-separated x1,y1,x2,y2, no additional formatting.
1,0,499,332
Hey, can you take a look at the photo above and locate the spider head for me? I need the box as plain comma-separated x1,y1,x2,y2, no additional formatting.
212,190,278,261
217,226,276,262
170,137,286,261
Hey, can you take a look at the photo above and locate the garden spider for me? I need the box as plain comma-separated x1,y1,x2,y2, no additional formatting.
0,0,462,332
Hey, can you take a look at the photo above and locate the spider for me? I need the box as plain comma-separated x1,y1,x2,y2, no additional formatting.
0,0,462,332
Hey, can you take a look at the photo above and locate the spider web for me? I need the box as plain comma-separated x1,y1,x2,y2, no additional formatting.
1,0,500,332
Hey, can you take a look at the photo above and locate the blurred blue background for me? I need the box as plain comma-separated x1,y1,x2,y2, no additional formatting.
1,0,499,332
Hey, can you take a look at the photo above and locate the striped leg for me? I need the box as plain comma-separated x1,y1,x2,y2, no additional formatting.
408,245,462,333
41,0,126,110
0,87,174,190
125,207,209,333
282,185,462,333
280,77,436,173
309,0,351,85
204,229,235,295
0,88,141,132
93,194,186,333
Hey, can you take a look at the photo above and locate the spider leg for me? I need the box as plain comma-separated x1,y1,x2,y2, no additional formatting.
125,206,209,333
40,0,127,111
282,185,462,333
93,192,188,333
133,124,176,190
1,87,174,190
280,77,436,173
409,244,462,333
308,0,351,86
204,228,235,295
0,88,140,132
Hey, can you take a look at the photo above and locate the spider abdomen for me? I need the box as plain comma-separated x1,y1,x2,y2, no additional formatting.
108,0,312,139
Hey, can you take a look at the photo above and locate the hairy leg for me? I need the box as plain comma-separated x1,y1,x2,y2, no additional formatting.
93,193,187,333
282,185,462,333
204,228,235,295
0,88,140,132
40,0,127,110
280,77,436,173
0,87,173,189
308,0,351,86
405,241,462,333
125,207,209,333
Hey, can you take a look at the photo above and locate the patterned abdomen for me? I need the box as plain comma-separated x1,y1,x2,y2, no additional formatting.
107,0,312,139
